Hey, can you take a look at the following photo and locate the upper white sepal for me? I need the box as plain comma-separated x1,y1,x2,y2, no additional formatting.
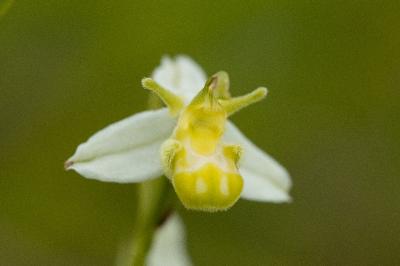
152,55,207,104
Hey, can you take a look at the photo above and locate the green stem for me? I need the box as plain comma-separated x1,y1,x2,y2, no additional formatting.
130,92,172,266
131,177,171,266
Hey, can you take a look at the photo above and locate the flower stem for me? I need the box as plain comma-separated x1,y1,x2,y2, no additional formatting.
130,92,172,266
131,177,171,266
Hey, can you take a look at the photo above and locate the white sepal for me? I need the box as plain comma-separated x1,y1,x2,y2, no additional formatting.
152,55,206,104
66,108,176,183
146,213,192,266
224,121,292,202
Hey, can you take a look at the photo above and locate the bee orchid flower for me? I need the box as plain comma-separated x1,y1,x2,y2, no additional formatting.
65,55,292,211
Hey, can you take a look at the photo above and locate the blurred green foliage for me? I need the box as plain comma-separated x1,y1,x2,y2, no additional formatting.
1,1,399,265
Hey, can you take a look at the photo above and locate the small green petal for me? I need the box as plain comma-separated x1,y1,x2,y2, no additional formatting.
142,78,184,116
219,87,268,116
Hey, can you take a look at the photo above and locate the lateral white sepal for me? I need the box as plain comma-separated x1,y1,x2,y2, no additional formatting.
66,108,176,183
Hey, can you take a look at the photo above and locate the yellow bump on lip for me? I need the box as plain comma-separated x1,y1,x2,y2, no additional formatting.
172,163,243,212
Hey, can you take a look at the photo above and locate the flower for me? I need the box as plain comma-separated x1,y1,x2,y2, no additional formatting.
65,55,292,211
115,212,192,266
146,213,192,266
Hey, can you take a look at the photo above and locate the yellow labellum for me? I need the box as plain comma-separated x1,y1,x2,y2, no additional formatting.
173,163,243,212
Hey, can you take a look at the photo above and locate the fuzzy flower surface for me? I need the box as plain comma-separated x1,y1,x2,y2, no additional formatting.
66,55,292,211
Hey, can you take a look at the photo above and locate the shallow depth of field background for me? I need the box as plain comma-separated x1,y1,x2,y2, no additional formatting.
1,1,399,265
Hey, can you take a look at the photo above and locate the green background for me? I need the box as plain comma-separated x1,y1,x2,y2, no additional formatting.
1,1,399,265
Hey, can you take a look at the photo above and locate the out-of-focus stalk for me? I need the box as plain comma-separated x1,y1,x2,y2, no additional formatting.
130,93,172,266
